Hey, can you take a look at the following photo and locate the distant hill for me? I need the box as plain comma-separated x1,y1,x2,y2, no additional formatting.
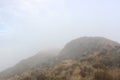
0,50,60,79
0,37,120,80
59,37,120,59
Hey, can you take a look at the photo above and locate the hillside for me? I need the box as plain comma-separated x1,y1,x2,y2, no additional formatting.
0,50,59,79
59,37,120,59
0,37,120,80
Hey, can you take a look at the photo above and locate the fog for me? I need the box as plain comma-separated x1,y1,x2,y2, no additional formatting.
0,0,120,71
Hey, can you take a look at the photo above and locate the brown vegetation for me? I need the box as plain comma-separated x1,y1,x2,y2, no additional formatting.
1,37,120,80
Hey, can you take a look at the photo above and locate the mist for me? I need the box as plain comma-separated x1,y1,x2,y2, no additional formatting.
0,0,120,71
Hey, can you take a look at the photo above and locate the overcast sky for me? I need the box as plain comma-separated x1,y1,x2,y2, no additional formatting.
0,0,120,71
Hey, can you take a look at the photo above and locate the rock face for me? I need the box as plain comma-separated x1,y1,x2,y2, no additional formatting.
60,37,120,59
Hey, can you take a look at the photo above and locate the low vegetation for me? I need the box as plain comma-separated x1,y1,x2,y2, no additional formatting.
1,37,120,80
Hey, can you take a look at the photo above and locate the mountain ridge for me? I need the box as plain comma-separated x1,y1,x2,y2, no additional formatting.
59,37,120,59
0,37,120,80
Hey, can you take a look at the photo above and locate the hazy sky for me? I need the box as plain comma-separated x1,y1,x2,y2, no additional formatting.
0,0,120,71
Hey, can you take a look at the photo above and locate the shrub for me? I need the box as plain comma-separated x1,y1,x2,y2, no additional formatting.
94,70,113,80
